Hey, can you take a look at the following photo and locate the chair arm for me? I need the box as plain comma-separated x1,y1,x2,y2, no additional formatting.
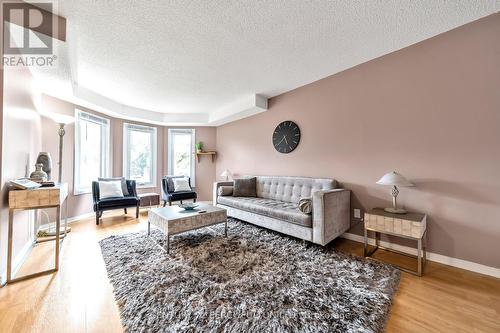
126,180,139,199
213,181,234,205
92,181,100,205
312,189,350,245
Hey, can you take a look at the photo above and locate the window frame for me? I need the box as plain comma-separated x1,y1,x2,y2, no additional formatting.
74,110,110,195
123,123,158,188
167,128,196,187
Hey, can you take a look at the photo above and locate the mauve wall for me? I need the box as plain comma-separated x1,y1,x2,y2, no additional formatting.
40,95,216,219
215,14,500,268
0,65,42,280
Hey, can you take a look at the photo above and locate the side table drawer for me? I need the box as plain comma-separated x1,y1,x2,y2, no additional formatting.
365,213,426,238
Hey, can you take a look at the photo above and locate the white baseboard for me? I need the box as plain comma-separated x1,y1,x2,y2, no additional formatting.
341,232,500,279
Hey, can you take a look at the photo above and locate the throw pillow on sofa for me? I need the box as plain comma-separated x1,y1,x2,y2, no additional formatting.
173,178,191,192
99,180,124,199
218,186,234,196
298,197,312,214
233,177,257,197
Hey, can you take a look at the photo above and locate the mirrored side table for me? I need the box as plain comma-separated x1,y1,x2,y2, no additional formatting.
364,208,427,276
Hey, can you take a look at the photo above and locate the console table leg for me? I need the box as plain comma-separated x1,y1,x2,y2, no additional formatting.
225,219,228,237
55,205,61,270
417,238,422,276
7,209,14,283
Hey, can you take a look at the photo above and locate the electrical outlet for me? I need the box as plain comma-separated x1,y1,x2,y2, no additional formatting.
353,208,361,219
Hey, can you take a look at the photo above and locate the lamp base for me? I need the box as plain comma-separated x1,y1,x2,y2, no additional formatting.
384,207,407,214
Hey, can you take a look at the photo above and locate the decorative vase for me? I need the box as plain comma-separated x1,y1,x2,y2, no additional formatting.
30,163,48,182
36,152,52,180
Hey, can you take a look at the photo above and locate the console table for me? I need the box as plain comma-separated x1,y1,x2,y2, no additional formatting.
7,183,68,284
364,208,427,276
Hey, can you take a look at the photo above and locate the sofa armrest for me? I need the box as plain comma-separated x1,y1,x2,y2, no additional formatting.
213,181,234,205
312,189,350,245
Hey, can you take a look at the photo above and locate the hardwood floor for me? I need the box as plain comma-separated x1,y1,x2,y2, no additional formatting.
1,211,499,333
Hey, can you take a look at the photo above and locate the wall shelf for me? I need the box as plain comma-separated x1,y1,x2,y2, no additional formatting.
196,151,217,163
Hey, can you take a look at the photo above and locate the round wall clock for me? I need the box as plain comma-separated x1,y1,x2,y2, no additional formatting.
272,121,301,153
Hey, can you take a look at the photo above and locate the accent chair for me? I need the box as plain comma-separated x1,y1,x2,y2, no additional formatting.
92,180,140,225
161,175,197,206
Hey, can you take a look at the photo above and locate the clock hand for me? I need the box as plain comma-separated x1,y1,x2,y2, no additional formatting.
284,136,288,145
276,135,286,146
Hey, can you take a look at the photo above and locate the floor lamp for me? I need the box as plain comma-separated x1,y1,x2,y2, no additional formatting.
38,113,75,239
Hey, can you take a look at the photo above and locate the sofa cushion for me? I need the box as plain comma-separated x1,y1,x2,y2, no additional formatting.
218,196,311,227
218,185,233,196
254,176,335,204
233,177,257,197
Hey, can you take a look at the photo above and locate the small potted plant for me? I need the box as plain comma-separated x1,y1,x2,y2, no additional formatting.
195,141,203,153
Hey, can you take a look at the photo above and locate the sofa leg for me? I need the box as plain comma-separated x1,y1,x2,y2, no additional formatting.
163,201,167,207
136,205,139,218
180,200,183,204
96,212,100,225
168,201,172,206
124,208,127,214
193,198,197,203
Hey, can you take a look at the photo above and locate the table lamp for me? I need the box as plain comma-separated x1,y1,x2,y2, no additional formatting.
376,171,414,214
221,169,232,181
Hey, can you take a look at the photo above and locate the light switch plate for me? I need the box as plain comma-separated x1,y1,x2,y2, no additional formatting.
353,208,361,219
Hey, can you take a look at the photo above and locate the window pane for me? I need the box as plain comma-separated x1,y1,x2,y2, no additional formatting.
172,133,192,177
129,130,152,183
79,121,102,188
74,110,109,194
124,124,156,187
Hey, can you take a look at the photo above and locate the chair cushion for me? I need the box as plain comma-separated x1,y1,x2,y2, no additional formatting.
173,178,191,192
98,181,124,200
218,196,311,227
98,177,129,196
98,197,138,209
168,191,197,202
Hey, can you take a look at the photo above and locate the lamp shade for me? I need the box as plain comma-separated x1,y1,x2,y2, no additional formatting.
376,171,414,187
220,169,232,178
47,112,75,125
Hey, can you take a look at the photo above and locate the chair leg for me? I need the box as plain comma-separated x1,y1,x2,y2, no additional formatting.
96,212,100,225
124,208,127,214
168,201,172,206
193,198,197,203
136,205,139,218
180,200,183,204
163,201,167,207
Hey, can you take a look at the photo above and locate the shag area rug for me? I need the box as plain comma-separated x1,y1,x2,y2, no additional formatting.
99,218,400,333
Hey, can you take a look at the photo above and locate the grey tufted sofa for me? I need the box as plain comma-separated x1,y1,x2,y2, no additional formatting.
213,176,350,245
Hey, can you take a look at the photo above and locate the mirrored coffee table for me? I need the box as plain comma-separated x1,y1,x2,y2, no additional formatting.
147,203,227,254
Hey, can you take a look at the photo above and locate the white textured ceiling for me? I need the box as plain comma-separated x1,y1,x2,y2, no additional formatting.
32,0,500,125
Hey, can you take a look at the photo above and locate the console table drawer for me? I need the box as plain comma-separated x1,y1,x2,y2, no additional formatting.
9,183,68,209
